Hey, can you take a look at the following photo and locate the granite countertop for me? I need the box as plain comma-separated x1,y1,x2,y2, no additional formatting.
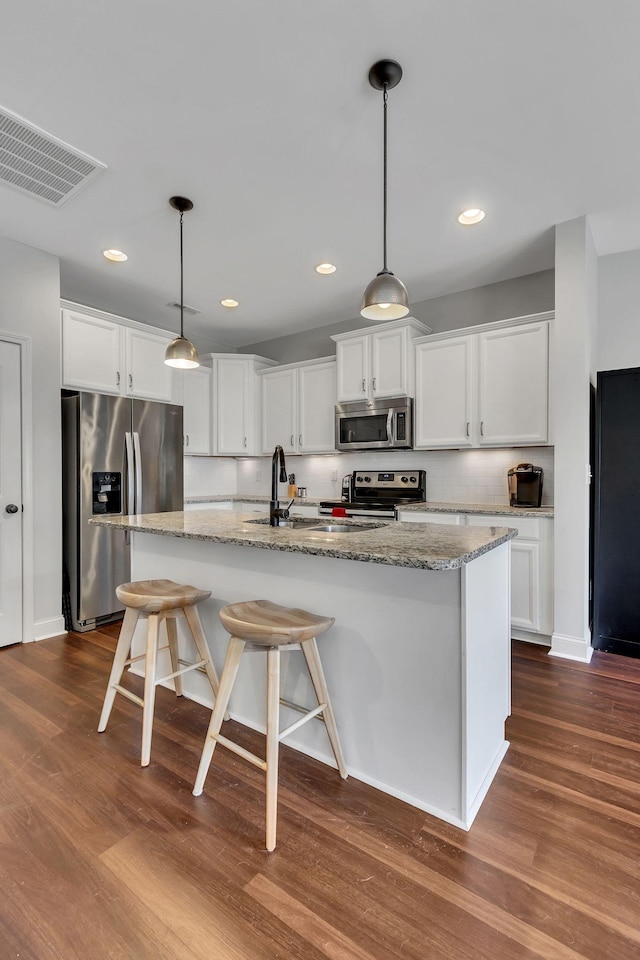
184,493,554,518
91,509,517,571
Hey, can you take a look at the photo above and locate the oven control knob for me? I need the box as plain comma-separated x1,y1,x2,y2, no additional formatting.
401,476,409,483
356,476,363,482
364,476,371,483
410,476,416,482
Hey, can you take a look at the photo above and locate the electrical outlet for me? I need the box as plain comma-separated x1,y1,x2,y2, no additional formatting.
330,469,338,482
255,468,262,482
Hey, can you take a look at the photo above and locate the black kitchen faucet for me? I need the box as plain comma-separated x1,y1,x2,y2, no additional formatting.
270,445,290,526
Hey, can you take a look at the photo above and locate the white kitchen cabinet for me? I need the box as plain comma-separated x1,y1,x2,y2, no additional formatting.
183,362,212,454
210,354,276,456
414,314,551,450
332,318,431,402
397,510,463,524
184,501,233,511
465,513,553,639
260,357,336,455
62,305,177,403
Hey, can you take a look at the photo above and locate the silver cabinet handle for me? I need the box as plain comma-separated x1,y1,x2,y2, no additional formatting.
243,436,247,448
372,377,377,390
362,379,366,393
299,434,303,447
480,421,484,436
290,434,294,447
129,373,133,389
116,371,120,387
185,434,189,447
466,422,470,437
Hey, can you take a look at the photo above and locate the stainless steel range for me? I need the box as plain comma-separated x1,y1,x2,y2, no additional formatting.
319,469,426,519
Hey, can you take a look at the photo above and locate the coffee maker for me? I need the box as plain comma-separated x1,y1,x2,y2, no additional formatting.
508,463,543,507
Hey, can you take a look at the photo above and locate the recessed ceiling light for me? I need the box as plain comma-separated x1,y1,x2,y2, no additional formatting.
457,209,485,225
102,248,128,262
220,298,239,308
315,262,337,275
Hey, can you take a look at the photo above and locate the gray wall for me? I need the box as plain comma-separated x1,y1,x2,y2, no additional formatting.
241,269,555,363
0,236,63,638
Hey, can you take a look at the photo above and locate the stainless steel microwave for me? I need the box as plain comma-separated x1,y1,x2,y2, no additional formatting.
335,397,413,451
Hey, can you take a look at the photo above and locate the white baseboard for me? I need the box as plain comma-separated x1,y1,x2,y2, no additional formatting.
550,631,593,663
511,628,551,647
31,616,67,642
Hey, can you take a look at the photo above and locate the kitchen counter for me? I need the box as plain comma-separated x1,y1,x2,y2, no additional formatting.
184,493,553,518
91,509,513,830
92,509,516,571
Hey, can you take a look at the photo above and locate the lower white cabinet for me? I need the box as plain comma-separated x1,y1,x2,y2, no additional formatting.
465,514,553,638
398,510,553,639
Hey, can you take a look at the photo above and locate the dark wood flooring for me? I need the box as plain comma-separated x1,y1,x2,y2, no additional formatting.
1,628,639,960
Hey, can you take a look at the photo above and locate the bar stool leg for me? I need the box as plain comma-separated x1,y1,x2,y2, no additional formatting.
193,635,245,796
265,647,281,852
183,604,222,698
98,607,139,733
141,613,160,767
301,636,348,779
165,615,183,696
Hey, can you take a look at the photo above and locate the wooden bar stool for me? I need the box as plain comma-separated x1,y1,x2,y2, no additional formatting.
192,598,347,851
98,579,222,766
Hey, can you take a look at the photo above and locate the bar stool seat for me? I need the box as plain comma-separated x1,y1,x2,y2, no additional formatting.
98,579,222,766
192,598,347,851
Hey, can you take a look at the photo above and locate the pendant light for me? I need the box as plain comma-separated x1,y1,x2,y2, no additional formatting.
164,196,199,369
361,59,410,321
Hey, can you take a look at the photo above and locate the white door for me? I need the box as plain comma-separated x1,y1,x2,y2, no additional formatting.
216,358,250,454
183,365,212,454
371,327,408,397
336,335,369,401
125,328,174,402
298,361,336,453
0,341,22,646
414,337,474,448
261,368,297,454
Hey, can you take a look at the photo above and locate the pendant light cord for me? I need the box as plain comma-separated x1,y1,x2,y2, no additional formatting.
179,210,185,338
382,83,388,273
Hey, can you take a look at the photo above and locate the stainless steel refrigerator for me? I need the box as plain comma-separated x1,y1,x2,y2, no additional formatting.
62,391,183,632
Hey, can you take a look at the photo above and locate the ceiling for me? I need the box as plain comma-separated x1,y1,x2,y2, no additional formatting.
2,1,639,349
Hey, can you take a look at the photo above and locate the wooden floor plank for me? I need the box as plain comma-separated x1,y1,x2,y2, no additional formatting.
0,633,639,959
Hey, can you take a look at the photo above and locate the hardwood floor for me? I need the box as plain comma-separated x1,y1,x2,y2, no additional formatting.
1,630,639,960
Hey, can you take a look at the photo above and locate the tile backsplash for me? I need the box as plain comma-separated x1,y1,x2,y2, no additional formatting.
228,447,554,505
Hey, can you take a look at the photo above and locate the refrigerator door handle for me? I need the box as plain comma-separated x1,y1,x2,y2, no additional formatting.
125,431,135,515
133,431,143,514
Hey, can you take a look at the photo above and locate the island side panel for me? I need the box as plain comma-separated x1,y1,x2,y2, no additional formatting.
461,540,511,825
129,531,470,826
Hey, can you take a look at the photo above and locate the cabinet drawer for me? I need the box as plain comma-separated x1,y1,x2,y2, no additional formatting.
398,511,463,525
465,514,540,540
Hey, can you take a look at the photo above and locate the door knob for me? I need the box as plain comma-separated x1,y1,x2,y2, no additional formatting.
5,504,19,514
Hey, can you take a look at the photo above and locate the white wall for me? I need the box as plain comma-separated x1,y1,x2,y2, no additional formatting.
0,236,64,640
551,217,597,662
598,250,640,372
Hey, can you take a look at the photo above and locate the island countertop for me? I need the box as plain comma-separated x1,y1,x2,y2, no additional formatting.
91,508,516,571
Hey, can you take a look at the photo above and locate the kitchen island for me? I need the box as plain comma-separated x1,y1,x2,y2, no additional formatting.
91,509,516,829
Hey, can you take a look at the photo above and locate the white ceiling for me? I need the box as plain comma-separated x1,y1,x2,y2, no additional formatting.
1,1,639,348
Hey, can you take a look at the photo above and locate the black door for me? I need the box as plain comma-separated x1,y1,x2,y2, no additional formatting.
593,367,640,656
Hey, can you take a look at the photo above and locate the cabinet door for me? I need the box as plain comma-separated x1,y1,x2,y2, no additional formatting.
414,337,473,448
336,335,369,401
62,310,122,394
371,327,409,397
397,511,463,524
510,541,541,631
125,328,174,402
216,358,250,454
478,322,548,445
261,368,297,454
298,361,336,453
183,365,212,455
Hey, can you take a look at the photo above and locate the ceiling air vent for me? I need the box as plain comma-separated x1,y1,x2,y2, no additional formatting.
167,301,201,316
0,105,107,206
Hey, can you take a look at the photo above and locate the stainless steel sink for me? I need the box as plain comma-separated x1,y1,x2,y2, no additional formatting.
245,517,385,533
245,517,323,530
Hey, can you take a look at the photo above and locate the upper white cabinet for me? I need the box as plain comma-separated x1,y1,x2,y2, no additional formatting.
414,314,551,449
332,318,431,402
260,358,336,455
210,354,276,456
183,362,212,455
62,305,177,403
